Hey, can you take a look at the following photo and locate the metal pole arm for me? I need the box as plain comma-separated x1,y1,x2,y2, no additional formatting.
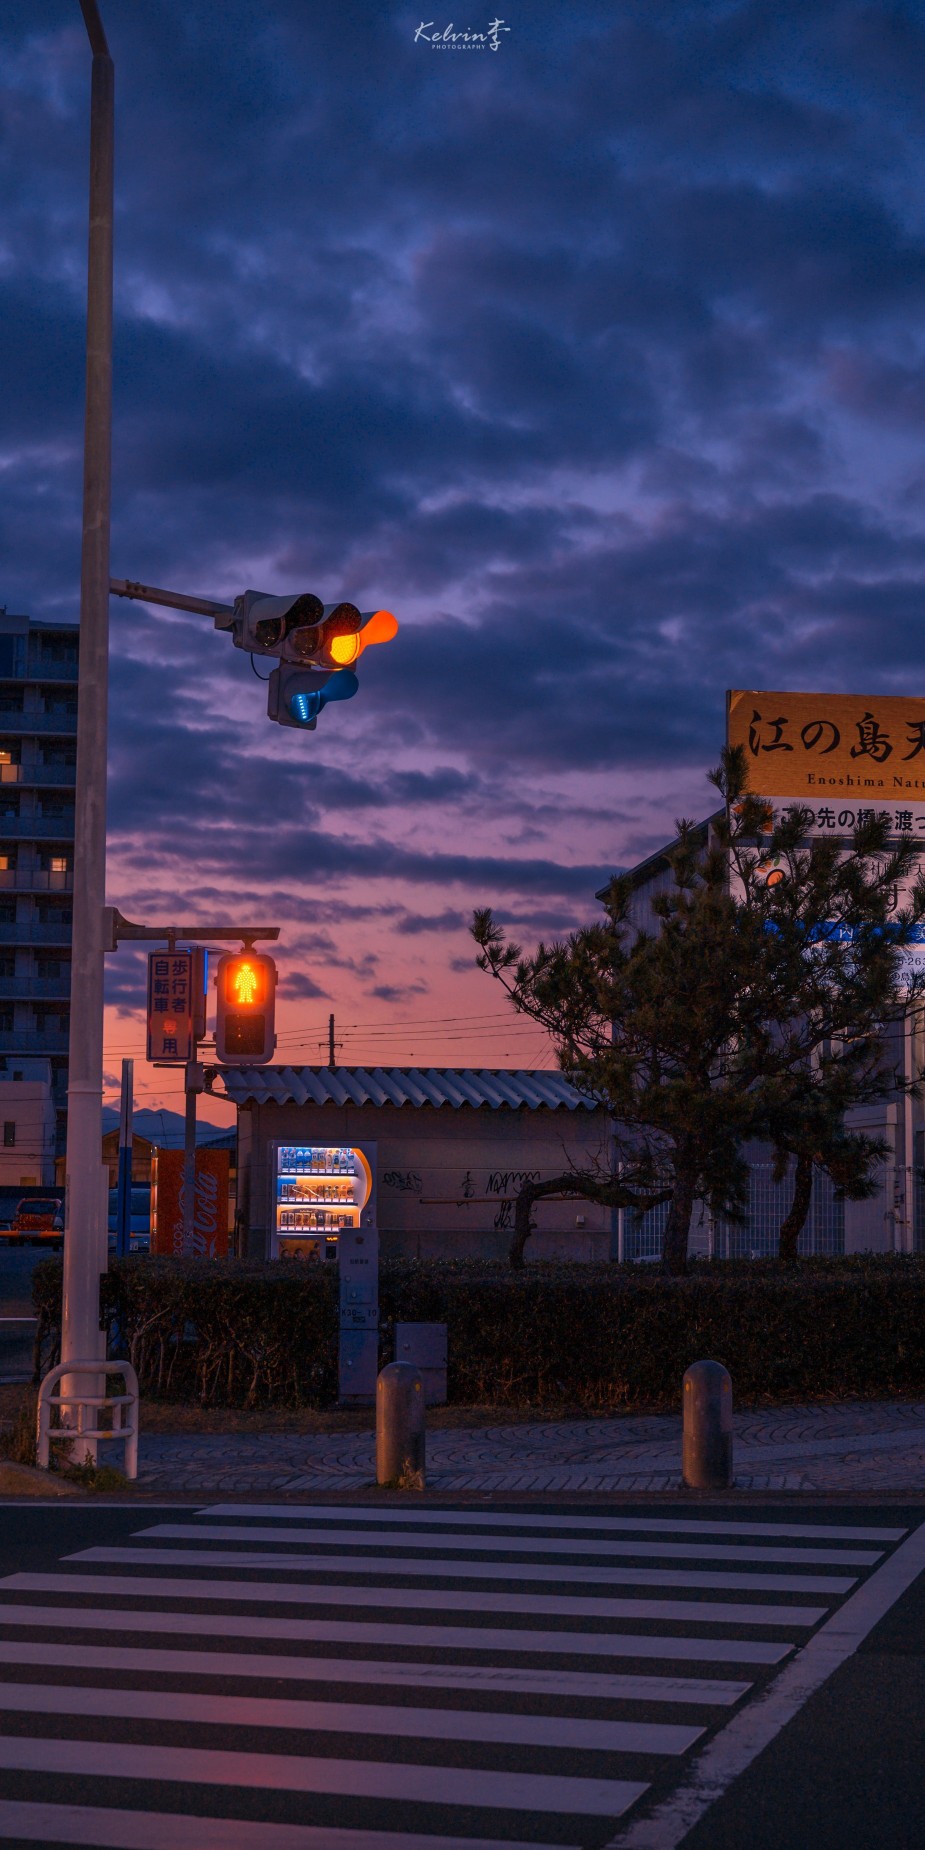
103,907,279,949
110,578,236,622
79,0,110,58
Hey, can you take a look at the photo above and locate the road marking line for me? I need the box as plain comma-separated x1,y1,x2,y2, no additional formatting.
603,1516,925,1848
0,1736,647,1819
0,1641,752,1704
0,1598,792,1663
200,1504,908,1543
0,1680,703,1755
3,1571,828,1627
68,1546,851,1596
0,1803,574,1850
141,1522,881,1568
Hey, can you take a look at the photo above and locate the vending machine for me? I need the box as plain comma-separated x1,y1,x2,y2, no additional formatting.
272,1141,376,1262
272,1141,379,1402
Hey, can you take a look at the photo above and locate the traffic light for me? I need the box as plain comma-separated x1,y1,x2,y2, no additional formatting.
233,589,398,667
215,952,277,1065
267,664,359,730
234,590,324,656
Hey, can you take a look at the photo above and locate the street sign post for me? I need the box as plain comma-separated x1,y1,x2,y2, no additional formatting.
146,951,194,1065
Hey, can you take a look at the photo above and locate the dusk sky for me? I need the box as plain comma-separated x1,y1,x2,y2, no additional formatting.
3,1,925,1121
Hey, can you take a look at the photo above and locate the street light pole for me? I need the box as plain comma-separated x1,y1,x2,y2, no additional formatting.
61,1,114,1414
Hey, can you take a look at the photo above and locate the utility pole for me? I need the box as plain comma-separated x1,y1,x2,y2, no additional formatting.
328,1013,336,1070
60,1,114,1448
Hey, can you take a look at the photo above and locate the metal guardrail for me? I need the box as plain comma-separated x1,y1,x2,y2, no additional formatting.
0,924,72,944
0,817,75,839
36,1358,139,1478
0,714,77,735
0,872,72,892
1,765,78,788
0,977,71,999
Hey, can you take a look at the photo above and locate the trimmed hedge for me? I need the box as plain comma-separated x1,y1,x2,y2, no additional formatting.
31,1253,925,1411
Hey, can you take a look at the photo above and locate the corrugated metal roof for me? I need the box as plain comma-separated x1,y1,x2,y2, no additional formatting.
218,1066,600,1112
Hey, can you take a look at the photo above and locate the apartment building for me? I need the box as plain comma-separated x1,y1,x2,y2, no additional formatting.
0,611,77,1156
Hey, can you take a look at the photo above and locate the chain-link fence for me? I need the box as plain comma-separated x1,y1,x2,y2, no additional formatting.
625,1161,845,1261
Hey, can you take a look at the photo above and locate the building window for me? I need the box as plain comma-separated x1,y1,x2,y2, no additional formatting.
3,1122,14,1148
49,857,68,874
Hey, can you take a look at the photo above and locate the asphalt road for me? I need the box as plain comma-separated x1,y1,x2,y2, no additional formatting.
0,1498,920,1848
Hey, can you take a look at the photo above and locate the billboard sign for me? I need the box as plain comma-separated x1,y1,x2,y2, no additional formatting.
728,689,925,840
146,951,194,1064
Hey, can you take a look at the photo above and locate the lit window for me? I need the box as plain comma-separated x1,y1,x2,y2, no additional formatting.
50,857,68,874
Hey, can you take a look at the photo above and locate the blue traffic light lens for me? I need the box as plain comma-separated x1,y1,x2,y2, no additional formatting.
285,668,358,728
290,690,322,725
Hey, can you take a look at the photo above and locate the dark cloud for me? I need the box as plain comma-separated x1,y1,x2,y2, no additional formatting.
284,972,329,1001
4,0,925,1068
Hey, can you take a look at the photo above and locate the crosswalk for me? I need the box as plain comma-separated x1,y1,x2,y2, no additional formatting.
0,1499,911,1848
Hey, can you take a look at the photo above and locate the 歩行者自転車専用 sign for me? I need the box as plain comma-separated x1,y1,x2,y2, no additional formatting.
728,689,925,839
146,950,193,1064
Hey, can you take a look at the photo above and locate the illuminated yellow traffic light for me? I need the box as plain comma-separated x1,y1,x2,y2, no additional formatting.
326,609,398,666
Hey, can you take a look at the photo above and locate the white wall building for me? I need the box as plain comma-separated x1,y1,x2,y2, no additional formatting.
0,1055,56,1186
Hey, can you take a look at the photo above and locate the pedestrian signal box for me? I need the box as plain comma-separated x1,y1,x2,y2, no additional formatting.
215,951,277,1065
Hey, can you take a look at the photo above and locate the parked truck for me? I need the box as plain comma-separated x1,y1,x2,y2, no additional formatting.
1,1197,64,1247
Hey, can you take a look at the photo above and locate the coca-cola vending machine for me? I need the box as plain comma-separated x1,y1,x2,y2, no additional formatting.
150,1147,230,1258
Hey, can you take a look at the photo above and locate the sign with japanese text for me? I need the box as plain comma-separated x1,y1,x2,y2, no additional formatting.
728,689,925,840
146,951,193,1065
150,1147,230,1259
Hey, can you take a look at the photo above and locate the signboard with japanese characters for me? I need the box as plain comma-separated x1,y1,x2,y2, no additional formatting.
728,689,925,840
146,950,193,1065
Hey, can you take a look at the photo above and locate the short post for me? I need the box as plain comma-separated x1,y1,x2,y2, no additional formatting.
376,1361,425,1489
682,1359,733,1490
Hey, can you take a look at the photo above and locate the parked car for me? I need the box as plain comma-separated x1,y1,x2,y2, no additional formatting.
107,1184,150,1251
0,1197,64,1247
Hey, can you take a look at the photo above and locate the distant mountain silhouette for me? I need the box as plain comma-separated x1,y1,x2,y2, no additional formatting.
100,1106,233,1147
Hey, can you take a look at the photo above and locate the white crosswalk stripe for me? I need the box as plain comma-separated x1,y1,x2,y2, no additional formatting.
65,1545,859,1596
52,1559,836,1621
0,1502,908,1849
133,1521,887,1566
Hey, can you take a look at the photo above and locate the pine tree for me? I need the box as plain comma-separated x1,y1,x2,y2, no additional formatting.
473,747,925,1273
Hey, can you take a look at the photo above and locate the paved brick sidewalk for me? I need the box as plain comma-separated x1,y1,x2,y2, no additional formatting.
134,1399,925,1495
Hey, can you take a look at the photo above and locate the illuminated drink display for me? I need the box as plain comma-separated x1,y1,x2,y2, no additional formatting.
274,1143,374,1260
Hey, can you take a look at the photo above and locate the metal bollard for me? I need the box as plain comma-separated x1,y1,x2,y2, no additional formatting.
682,1360,733,1490
376,1361,425,1489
